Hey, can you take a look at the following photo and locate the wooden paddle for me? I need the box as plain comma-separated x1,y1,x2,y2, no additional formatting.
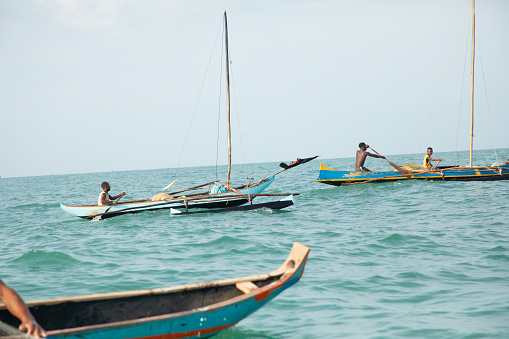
368,147,411,177
431,159,443,170
98,195,124,219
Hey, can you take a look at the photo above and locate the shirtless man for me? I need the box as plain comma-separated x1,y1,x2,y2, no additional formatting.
98,182,126,206
355,142,385,172
0,280,47,337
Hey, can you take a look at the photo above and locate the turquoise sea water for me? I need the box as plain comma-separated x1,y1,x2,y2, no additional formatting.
1,149,508,338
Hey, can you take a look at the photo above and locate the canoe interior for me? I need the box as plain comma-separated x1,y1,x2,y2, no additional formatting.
0,275,281,332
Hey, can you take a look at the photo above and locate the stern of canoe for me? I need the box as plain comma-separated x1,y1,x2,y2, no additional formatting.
428,166,509,181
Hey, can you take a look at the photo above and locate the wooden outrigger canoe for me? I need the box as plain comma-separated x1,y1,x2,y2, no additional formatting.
61,176,278,219
0,242,310,339
317,1,509,187
59,10,317,219
316,161,509,186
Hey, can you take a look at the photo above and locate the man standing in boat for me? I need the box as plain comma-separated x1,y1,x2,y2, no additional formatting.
98,182,126,206
423,147,442,170
355,142,385,172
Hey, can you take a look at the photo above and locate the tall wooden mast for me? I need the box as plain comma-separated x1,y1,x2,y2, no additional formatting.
224,11,232,189
469,0,475,167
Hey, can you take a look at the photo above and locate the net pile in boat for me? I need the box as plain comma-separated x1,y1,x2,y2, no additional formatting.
0,321,34,338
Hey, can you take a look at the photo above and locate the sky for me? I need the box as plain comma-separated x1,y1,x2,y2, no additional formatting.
1,0,508,178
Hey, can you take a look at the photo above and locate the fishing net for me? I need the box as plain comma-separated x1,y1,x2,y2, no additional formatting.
0,321,35,338
401,163,420,170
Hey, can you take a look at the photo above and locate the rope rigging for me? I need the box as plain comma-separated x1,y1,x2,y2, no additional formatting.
214,15,249,190
172,17,224,181
415,3,500,167
413,5,470,165
454,16,471,166
172,13,250,191
477,38,499,165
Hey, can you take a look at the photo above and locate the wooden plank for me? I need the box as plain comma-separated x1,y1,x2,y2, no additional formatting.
236,281,259,294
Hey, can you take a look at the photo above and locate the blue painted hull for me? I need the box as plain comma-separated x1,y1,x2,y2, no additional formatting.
0,243,309,339
61,176,275,219
316,162,509,186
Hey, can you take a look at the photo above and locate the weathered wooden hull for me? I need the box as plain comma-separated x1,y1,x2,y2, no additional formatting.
316,162,509,186
61,176,275,219
0,242,310,339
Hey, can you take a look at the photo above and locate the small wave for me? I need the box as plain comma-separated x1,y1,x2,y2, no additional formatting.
378,289,449,304
12,202,56,210
488,245,507,252
436,269,472,281
378,233,434,249
379,233,406,243
483,253,509,262
12,250,80,269
379,233,422,245
183,235,249,249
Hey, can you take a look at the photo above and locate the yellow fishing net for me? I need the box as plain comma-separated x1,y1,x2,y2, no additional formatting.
401,163,420,170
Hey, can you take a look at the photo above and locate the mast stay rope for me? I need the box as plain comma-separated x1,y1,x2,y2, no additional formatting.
413,5,470,165
173,17,224,181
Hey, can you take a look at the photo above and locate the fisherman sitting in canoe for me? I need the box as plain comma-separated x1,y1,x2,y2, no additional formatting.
98,182,126,206
0,280,46,337
355,142,385,171
423,147,442,170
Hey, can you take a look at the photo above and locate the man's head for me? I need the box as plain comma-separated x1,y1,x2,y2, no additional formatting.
359,142,367,150
427,147,433,155
101,182,110,191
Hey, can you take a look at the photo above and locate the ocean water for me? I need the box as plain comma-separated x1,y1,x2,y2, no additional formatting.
1,149,508,338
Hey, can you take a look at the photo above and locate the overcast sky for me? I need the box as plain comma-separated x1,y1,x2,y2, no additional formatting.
1,0,508,178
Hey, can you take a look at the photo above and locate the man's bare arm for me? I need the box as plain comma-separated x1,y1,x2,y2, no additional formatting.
0,280,47,337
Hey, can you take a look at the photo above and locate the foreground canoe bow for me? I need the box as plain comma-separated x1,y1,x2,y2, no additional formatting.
0,242,310,339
